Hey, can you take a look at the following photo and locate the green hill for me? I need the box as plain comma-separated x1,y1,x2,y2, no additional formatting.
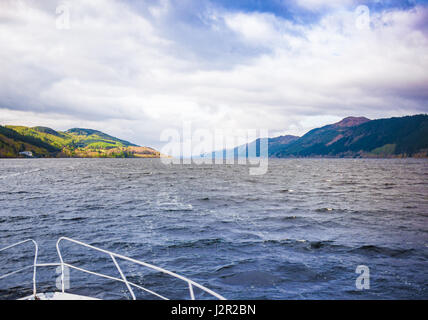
203,135,299,159
0,125,160,158
65,128,138,148
271,115,428,158
0,126,60,157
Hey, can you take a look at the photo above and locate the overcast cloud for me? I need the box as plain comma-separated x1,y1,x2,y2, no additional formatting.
0,0,427,149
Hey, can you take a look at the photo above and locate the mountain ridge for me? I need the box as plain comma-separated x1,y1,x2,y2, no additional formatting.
205,114,428,159
1,114,427,158
332,116,370,128
271,114,428,158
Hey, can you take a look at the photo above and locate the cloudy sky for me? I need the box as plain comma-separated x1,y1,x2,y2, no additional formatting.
1,0,427,149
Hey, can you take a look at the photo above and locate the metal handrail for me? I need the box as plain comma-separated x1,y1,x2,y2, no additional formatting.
56,237,226,300
62,262,169,300
0,239,38,297
0,237,225,300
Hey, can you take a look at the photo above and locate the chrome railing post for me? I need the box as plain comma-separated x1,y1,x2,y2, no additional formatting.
56,238,65,293
110,254,136,300
188,282,195,300
31,240,38,297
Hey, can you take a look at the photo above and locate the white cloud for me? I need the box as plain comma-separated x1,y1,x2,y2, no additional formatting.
224,12,278,43
0,0,427,151
295,0,355,10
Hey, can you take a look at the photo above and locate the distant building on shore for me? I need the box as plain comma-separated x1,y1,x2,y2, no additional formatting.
19,151,33,157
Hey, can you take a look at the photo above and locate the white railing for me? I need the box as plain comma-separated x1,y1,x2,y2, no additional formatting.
56,236,226,300
0,239,38,297
1,237,225,300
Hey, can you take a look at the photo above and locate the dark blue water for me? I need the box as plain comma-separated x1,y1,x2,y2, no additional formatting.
0,158,427,299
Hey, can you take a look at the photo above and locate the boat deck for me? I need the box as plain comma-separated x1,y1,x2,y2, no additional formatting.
21,292,99,300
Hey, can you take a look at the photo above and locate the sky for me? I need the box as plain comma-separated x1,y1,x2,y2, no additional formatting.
0,0,427,150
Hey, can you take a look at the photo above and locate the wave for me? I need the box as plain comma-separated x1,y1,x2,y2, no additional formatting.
167,238,223,249
0,169,42,180
59,216,87,222
4,191,30,195
278,189,294,193
351,245,415,258
220,270,281,287
315,208,335,212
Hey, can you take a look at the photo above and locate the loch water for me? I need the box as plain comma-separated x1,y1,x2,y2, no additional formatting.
0,158,427,299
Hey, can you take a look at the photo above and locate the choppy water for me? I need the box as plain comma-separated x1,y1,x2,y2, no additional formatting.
0,158,427,299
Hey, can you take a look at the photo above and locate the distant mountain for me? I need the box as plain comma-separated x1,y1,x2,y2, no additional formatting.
332,116,370,128
203,115,427,159
266,135,301,155
2,114,426,159
271,115,428,158
0,125,160,158
204,134,299,159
